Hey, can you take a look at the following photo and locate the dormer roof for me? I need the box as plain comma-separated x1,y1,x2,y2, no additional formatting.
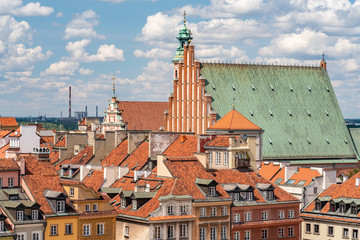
208,109,261,131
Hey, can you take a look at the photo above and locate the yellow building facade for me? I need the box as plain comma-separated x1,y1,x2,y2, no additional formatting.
45,215,78,240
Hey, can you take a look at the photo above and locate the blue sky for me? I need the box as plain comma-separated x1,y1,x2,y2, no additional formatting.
1,0,360,118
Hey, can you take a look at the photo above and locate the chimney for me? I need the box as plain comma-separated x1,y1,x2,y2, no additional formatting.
85,106,88,118
356,178,360,187
343,176,348,182
180,135,187,143
69,86,72,118
156,154,172,177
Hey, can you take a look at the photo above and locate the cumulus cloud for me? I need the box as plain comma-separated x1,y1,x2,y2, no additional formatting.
196,45,249,62
0,0,53,16
65,39,125,62
79,68,94,75
41,61,80,76
134,48,173,59
64,10,105,40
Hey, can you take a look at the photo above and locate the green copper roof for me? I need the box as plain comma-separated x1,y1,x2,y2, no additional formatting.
201,63,356,160
348,126,360,157
173,22,192,62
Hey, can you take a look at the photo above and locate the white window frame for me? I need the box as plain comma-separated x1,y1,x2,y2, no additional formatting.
69,187,74,196
261,211,268,220
261,229,268,239
233,193,240,201
267,190,274,200
97,223,104,235
65,223,72,235
221,226,227,240
121,197,126,208
17,210,24,221
221,206,227,216
32,209,38,220
17,233,26,240
85,204,91,212
278,210,284,219
0,220,4,231
343,228,349,238
210,207,217,216
278,228,284,237
353,229,358,239
180,224,187,238
50,225,57,236
234,214,240,223
167,205,174,215
246,191,253,201
209,152,213,165
124,226,129,237
57,200,65,213
245,212,251,222
244,231,250,240
210,227,217,240
200,228,206,240
180,205,187,215
32,231,41,240
224,152,229,166
8,177,14,188
83,224,91,236
154,226,162,240
234,232,240,240
167,225,175,239
216,152,221,165
200,207,206,217
288,227,294,237
288,209,294,218
132,200,137,210
209,186,216,197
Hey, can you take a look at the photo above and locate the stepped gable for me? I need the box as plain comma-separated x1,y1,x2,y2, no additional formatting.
119,101,167,131
208,109,261,131
162,135,198,158
101,139,129,167
201,63,355,160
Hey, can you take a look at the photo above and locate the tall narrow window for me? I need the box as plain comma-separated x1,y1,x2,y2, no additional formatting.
97,223,104,235
199,228,206,240
167,205,174,215
8,177,14,188
200,207,206,217
261,211,268,220
209,186,216,197
245,212,251,222
93,203,98,212
288,227,294,237
278,210,284,219
234,232,240,240
288,210,294,218
278,228,284,237
180,224,187,238
224,152,229,166
32,209,38,220
69,187,74,196
221,206,227,216
32,233,40,240
211,207,217,216
65,224,72,235
154,226,161,240
261,229,268,239
167,225,174,239
132,200,137,210
209,152,213,165
0,221,4,231
85,204,91,212
244,231,250,240
57,200,65,213
216,152,221,165
234,214,240,223
83,224,91,236
210,227,217,240
50,225,58,235
16,210,23,221
221,226,227,240
121,197,126,208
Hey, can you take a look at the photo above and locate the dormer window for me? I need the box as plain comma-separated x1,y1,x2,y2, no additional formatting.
180,205,187,215
330,203,336,212
267,190,274,200
339,204,345,214
57,200,65,213
351,205,357,215
315,202,321,211
132,200,137,210
208,186,216,197
69,188,74,197
32,210,39,220
167,205,174,215
16,210,24,221
121,197,126,208
0,220,4,231
246,191,253,201
233,193,240,201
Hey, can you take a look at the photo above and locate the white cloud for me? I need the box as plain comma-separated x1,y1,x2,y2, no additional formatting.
134,48,173,59
196,45,249,62
41,61,80,76
79,68,94,75
0,0,53,16
56,12,63,17
64,10,105,40
65,39,125,62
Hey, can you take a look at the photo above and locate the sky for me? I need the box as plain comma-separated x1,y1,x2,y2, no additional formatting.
0,0,360,118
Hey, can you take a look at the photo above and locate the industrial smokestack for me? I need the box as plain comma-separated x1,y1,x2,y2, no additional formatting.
85,106,88,118
96,106,98,117
69,86,71,118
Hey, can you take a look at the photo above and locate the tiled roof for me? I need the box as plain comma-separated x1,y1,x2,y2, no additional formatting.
79,119,86,126
40,136,54,146
206,135,237,147
66,146,94,165
0,131,11,138
0,117,17,127
162,135,198,157
101,139,129,167
201,63,356,160
119,140,149,170
82,170,105,192
270,168,285,184
0,144,9,158
348,126,360,157
110,172,161,190
286,167,321,186
165,159,230,200
119,101,167,131
208,109,261,131
49,151,59,164
8,127,20,137
0,158,20,170
258,162,281,181
54,136,66,147
22,155,72,215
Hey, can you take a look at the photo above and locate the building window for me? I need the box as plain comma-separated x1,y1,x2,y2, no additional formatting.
31,209,38,220
234,232,240,240
167,205,174,215
210,227,217,240
209,152,213,165
154,226,162,240
315,202,321,210
328,226,334,236
224,152,229,166
233,193,240,201
344,228,349,238
124,226,129,237
211,207,217,216
278,228,284,237
288,227,294,237
0,221,4,231
65,223,72,235
180,205,187,215
216,152,221,165
16,210,24,221
97,223,104,235
57,200,65,213
221,226,227,240
278,210,284,219
0,178,2,188
17,234,26,240
200,207,206,217
351,205,357,215
330,203,336,212
267,190,274,200
83,224,91,236
234,214,240,223
32,232,40,240
209,186,216,197
93,203,98,212
121,197,126,208
353,229,358,239
221,206,227,216
8,177,14,188
244,231,250,240
314,224,319,234
85,204,91,212
132,200,137,210
340,204,346,213
50,225,57,235
261,229,268,239
69,187,74,196
306,223,311,233
245,212,251,222
167,225,174,239
261,211,268,220
180,224,187,238
200,228,206,240
288,210,294,218
246,191,253,201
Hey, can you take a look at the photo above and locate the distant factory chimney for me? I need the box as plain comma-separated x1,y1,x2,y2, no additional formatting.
69,86,71,118
96,106,98,117
85,106,88,118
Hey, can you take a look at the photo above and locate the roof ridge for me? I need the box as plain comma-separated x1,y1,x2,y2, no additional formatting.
200,61,321,69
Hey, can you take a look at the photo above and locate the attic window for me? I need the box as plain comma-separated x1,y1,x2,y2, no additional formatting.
208,186,216,197
339,204,346,214
57,200,65,213
270,84,274,91
167,205,175,215
249,110,254,116
232,84,236,90
266,190,274,200
330,203,336,212
269,109,273,116
246,191,253,201
315,201,321,211
288,110,292,116
121,197,126,208
132,200,137,210
251,84,255,90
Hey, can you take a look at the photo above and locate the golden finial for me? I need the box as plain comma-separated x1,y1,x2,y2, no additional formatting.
112,74,116,97
183,10,186,23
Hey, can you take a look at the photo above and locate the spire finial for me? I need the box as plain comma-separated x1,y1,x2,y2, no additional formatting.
183,10,186,24
112,74,116,97
322,53,325,61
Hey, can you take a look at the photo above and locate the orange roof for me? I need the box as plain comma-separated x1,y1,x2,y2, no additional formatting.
66,146,94,165
288,168,321,186
258,162,281,181
79,119,86,126
119,101,167,131
270,168,285,184
101,139,129,167
8,127,20,137
162,135,198,158
0,131,11,138
0,144,9,158
0,117,17,127
119,140,149,170
208,109,261,130
0,158,20,170
82,170,105,192
54,136,66,147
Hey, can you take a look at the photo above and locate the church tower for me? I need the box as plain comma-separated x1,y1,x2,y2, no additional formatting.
165,13,217,134
101,75,127,133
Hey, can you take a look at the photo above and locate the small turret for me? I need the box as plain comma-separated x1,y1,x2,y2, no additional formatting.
173,11,193,62
320,53,327,70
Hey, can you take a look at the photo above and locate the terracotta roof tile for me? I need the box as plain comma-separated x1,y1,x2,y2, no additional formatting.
162,135,197,158
119,101,167,131
119,141,148,170
206,135,235,147
0,144,9,158
287,168,321,186
258,162,281,181
208,109,261,131
8,127,20,137
0,118,17,127
0,158,20,170
54,136,66,147
270,168,285,184
101,139,129,167
67,146,94,165
0,131,11,138
82,170,105,192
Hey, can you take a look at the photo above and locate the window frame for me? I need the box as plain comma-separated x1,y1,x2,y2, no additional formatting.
200,207,206,217
65,223,73,235
208,186,216,197
288,227,294,237
93,203,98,212
221,206,227,216
154,226,162,240
56,200,65,213
314,224,319,234
261,211,268,220
85,204,91,212
224,152,229,166
97,223,104,235
215,152,221,165
69,187,74,197
50,225,58,236
261,229,268,239
31,209,38,220
244,230,251,240
288,209,294,218
221,226,227,240
278,228,284,237
305,223,311,233
8,177,14,188
180,205,187,215
278,210,284,219
210,207,217,217
353,229,358,239
180,224,187,238
209,152,213,165
343,228,349,238
245,212,251,222
234,213,240,223
83,224,91,236
132,200,137,210
210,227,217,240
167,205,174,215
328,226,334,236
167,225,175,239
199,227,206,240
16,210,24,221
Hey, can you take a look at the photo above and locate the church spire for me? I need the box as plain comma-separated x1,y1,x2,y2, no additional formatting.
112,74,116,97
320,53,327,70
173,11,193,62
